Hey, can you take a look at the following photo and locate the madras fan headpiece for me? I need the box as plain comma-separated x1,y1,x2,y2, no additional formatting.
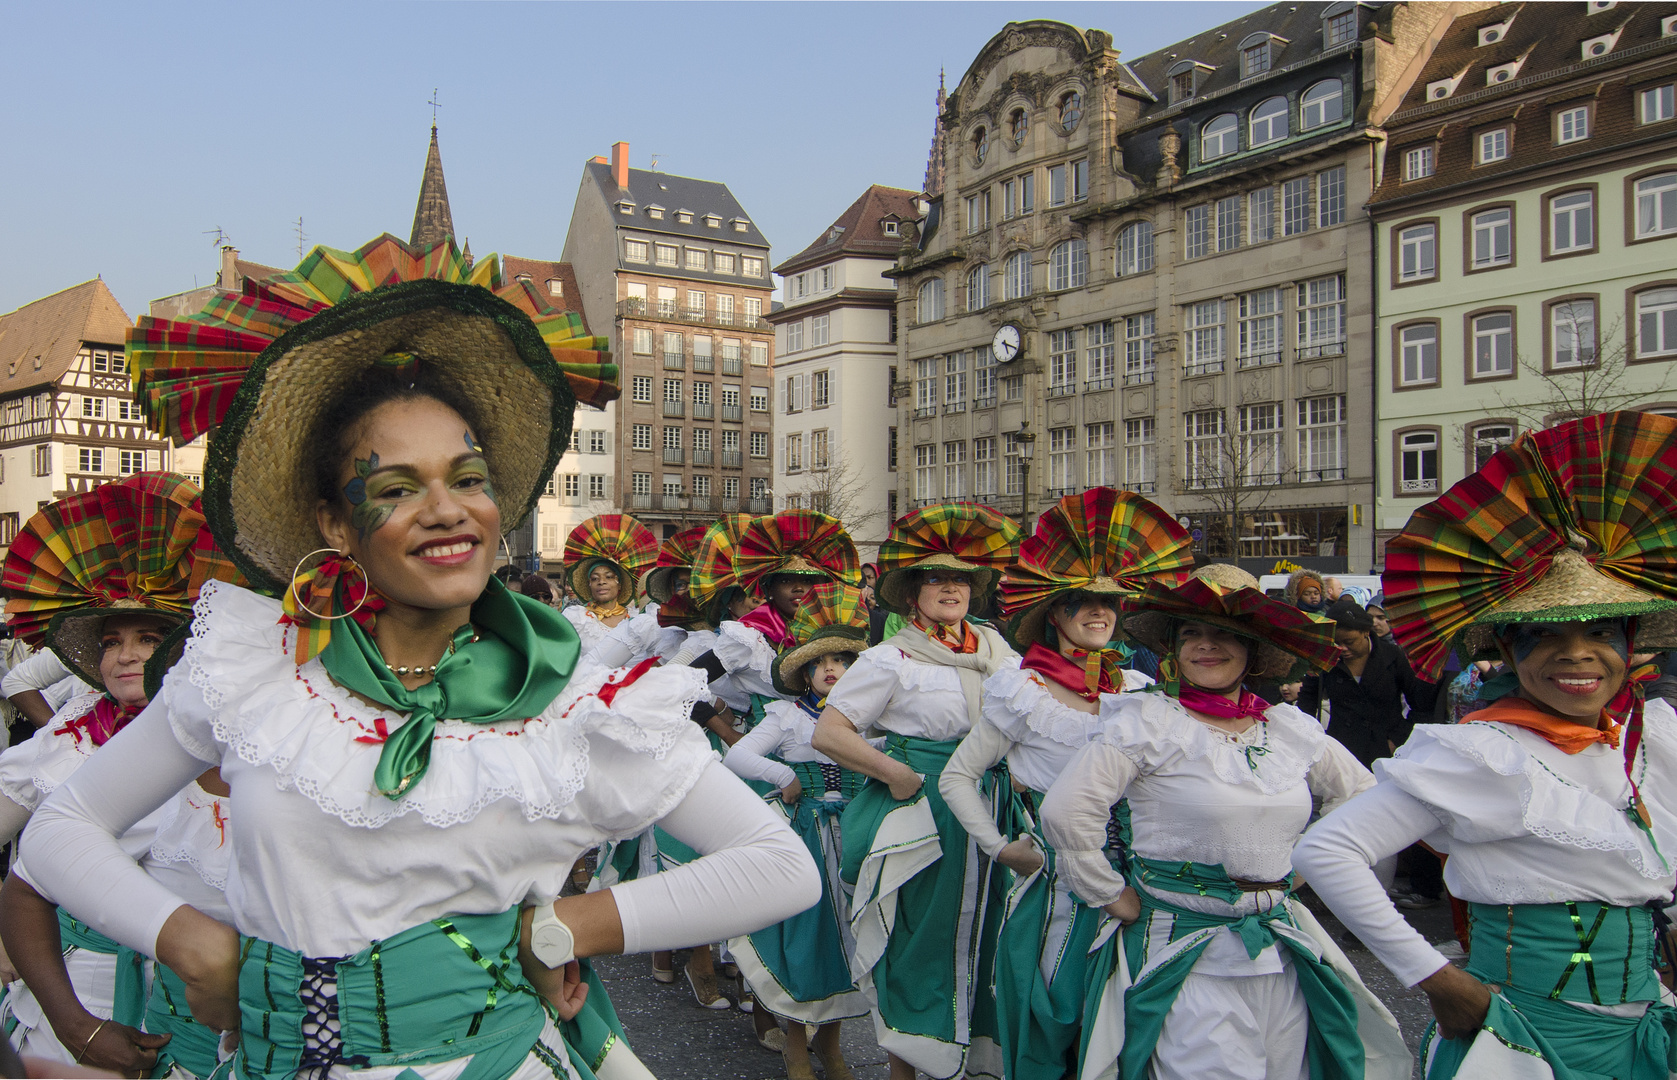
0,472,246,688
1383,411,1677,680
1122,564,1339,682
773,581,871,696
688,513,756,624
1001,487,1195,650
875,503,1023,615
124,234,615,593
733,510,860,597
643,525,708,605
565,514,658,604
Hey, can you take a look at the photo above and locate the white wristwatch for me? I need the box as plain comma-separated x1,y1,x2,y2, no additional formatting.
529,906,577,969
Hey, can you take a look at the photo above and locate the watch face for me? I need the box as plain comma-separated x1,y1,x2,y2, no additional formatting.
991,324,1022,363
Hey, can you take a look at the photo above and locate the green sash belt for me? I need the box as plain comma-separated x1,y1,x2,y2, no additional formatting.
1096,857,1364,1080
236,910,545,1080
57,908,146,1031
146,963,230,1080
840,735,962,885
789,759,868,804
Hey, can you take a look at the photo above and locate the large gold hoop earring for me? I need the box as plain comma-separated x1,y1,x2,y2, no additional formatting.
289,548,371,621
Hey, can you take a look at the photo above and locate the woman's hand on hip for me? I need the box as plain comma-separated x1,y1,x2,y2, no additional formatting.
1102,887,1141,924
155,905,242,1035
995,837,1044,876
1419,961,1491,1041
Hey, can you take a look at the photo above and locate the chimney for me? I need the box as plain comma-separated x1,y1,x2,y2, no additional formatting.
611,142,630,189
218,246,239,290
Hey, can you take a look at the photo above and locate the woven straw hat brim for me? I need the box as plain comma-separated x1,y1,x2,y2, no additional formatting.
571,559,635,605
1458,548,1677,657
878,553,1000,615
643,565,691,605
1122,608,1311,682
773,628,868,697
49,603,186,690
1011,580,1134,652
205,279,574,591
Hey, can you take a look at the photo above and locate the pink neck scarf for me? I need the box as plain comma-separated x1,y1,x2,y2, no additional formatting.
739,602,795,649
1177,684,1272,722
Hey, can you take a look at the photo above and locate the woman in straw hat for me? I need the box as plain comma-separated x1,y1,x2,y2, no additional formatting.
562,513,658,658
591,526,716,670
810,503,1022,1080
937,488,1192,1080
1295,411,1677,1080
0,472,240,1078
19,236,819,1080
1040,563,1407,1080
723,581,874,1080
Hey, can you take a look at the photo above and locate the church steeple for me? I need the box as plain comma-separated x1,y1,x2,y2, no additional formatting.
922,70,947,199
409,124,456,249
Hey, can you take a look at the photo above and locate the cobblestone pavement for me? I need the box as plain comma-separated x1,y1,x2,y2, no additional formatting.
593,891,1459,1080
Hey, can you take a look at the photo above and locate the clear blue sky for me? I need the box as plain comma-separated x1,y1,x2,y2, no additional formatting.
0,1,1260,320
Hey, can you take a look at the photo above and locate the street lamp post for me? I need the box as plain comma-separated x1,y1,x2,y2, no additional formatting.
1015,423,1037,533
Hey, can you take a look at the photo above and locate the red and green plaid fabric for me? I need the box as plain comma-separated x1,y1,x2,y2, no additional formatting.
564,514,658,576
1384,411,1677,679
1,472,246,647
1001,488,1195,616
655,591,707,630
733,510,860,594
126,235,618,444
656,526,710,571
787,581,869,645
1131,575,1341,672
877,502,1022,573
689,514,755,607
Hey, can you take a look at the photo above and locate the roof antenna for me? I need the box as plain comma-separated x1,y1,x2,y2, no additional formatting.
650,153,660,171
204,227,230,247
293,216,307,259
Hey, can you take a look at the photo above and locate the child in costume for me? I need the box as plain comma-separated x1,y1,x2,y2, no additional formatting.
20,236,819,1080
1040,564,1407,1080
562,514,657,658
939,488,1192,1080
812,503,1022,1080
1295,410,1677,1079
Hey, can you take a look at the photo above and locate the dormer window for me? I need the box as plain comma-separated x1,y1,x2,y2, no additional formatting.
1581,28,1621,59
547,280,563,297
1486,57,1526,86
616,199,636,214
676,209,693,224
703,214,721,228
1427,70,1467,100
731,217,750,233
1240,33,1281,77
1478,15,1516,47
882,220,900,237
1323,7,1358,47
1167,60,1211,104
646,204,665,220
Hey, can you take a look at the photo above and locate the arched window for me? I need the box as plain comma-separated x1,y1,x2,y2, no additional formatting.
1301,80,1344,130
1117,221,1154,276
1004,251,1032,300
967,264,991,311
1049,239,1088,291
1009,109,1028,148
1059,91,1083,132
917,278,945,323
1250,96,1288,147
972,126,989,166
1201,113,1238,160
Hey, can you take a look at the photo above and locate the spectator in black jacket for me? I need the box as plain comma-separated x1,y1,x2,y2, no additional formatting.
1298,598,1438,767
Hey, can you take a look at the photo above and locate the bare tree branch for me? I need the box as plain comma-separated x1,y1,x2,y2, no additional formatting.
786,450,888,542
1488,315,1677,437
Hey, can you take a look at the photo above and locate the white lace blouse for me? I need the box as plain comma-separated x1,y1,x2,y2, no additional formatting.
825,633,1021,744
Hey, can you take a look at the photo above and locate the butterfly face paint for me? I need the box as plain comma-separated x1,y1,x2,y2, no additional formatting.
1502,619,1629,665
463,431,495,504
345,452,393,540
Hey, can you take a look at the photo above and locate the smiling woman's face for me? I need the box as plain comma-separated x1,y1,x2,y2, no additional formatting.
1049,597,1119,652
316,396,501,613
914,570,972,626
1175,620,1251,694
1503,620,1629,722
99,613,172,709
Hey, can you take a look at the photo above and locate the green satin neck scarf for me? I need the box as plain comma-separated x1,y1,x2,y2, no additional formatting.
320,576,580,799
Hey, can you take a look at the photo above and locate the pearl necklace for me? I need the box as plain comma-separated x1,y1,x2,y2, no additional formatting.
384,631,479,678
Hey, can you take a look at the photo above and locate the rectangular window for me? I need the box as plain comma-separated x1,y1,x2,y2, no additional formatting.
1637,174,1677,237
588,430,607,453
685,249,707,271
1048,164,1068,207
1085,422,1115,486
1124,313,1155,384
915,356,937,411
1282,177,1311,235
1072,159,1088,202
691,474,711,499
1472,312,1515,377
1400,430,1439,494
1004,253,1031,299
785,434,803,472
721,426,740,451
1297,395,1346,482
812,370,830,409
714,294,735,324
1472,424,1515,471
117,399,141,421
1637,287,1677,358
811,314,829,347
632,424,652,451
973,437,996,496
1398,223,1436,281
1400,324,1438,385
1550,191,1594,253
1002,374,1024,402
966,191,991,233
1216,195,1241,252
750,386,769,412
32,445,49,477
1243,42,1271,78
1186,300,1225,376
750,477,769,500
631,375,653,403
589,474,608,499
1019,173,1035,213
1117,222,1154,274
743,296,762,321
714,253,736,274
664,426,683,451
1002,178,1017,219
1184,410,1226,489
1085,322,1116,386
1238,287,1283,367
1048,330,1077,393
1297,275,1346,355
631,328,653,355
1642,85,1676,124
743,256,765,277
625,239,649,262
944,352,967,404
1185,204,1210,259
749,431,769,457
1551,300,1597,368
81,396,104,419
656,286,676,316
692,381,713,407
943,441,967,498
563,474,580,499
118,449,143,475
1003,435,1026,496
784,373,803,413
1317,166,1346,227
78,447,103,473
1048,427,1076,491
1557,106,1589,143
693,428,712,453
723,476,740,500
1238,404,1284,486
1404,146,1435,181
975,349,997,403
632,473,652,497
663,379,683,405
1249,187,1275,243
914,444,938,500
1124,418,1155,490
1478,128,1509,164
1471,208,1512,268
749,342,768,368
654,244,678,267
685,290,705,317
1325,9,1357,46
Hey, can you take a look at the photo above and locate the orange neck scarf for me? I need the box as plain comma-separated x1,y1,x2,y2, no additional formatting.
1462,696,1621,754
914,617,978,654
587,600,628,621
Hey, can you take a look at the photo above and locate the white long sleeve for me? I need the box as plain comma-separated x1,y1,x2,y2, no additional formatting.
2,650,72,696
1292,781,1453,987
723,717,797,790
1040,742,1137,907
612,760,818,952
938,716,1013,858
19,697,213,955
0,794,30,849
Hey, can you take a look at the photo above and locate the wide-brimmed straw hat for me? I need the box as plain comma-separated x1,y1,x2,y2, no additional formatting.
1001,488,1194,651
124,235,616,592
1122,564,1339,681
689,513,757,624
773,582,870,696
733,510,860,596
0,472,244,687
1384,411,1677,678
565,514,658,602
876,503,1022,615
642,525,708,605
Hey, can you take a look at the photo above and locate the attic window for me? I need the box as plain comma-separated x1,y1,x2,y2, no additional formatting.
731,218,750,233
1240,33,1279,77
703,214,721,228
1581,29,1621,59
1170,68,1197,104
1324,8,1357,47
1478,17,1515,47
646,205,665,220
548,280,563,297
1486,57,1526,85
1427,71,1466,100
516,274,533,283
615,200,636,214
883,220,900,236
827,226,845,243
676,210,693,224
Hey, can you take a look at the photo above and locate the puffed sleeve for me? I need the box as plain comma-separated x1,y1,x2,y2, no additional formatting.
824,646,902,733
1040,741,1138,907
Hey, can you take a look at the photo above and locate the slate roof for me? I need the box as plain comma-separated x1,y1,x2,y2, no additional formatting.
774,185,920,276
0,279,131,396
501,256,583,314
583,161,768,249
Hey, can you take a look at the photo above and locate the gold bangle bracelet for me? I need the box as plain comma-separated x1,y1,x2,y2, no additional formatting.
75,1018,109,1064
